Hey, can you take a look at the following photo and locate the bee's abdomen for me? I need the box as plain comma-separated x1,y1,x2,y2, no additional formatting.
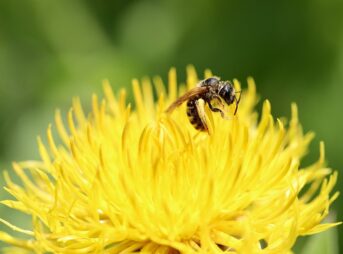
186,99,206,131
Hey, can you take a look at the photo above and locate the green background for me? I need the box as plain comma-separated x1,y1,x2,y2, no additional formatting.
0,0,342,253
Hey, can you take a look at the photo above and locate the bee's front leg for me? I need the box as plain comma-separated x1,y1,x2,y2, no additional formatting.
212,95,225,108
207,101,226,119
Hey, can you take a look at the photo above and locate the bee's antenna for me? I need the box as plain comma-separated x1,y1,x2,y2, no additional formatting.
234,92,241,115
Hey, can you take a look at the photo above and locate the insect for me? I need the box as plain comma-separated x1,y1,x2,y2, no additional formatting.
165,77,241,132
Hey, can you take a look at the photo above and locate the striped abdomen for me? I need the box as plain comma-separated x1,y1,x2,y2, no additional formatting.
186,98,207,131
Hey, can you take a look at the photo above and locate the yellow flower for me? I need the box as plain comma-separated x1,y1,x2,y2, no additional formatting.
0,67,340,254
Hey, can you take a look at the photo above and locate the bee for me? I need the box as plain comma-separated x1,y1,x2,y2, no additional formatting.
165,77,241,132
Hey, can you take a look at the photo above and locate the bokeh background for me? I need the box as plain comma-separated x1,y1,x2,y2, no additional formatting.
0,0,342,253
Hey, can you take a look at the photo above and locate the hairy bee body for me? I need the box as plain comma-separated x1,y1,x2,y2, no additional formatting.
166,77,241,132
186,97,207,131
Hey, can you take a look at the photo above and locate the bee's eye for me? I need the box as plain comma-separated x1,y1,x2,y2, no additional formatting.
204,77,219,86
220,85,235,105
219,86,229,98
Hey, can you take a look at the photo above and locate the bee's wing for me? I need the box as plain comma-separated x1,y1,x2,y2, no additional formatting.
165,86,209,113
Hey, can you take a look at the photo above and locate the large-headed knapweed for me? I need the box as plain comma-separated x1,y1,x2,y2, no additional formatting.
0,67,340,253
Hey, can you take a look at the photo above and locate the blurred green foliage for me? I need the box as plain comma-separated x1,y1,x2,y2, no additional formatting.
0,0,342,252
300,226,339,254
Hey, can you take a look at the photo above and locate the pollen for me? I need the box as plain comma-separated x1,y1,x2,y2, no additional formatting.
0,66,340,254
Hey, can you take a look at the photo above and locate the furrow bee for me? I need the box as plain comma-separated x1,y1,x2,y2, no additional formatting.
165,77,241,132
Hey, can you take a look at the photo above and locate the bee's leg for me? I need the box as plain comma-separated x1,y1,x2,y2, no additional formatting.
207,101,226,119
212,95,225,108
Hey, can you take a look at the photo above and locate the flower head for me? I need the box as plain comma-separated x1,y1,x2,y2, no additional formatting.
0,67,340,253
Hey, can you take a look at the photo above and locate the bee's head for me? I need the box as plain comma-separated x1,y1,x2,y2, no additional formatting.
219,82,235,105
